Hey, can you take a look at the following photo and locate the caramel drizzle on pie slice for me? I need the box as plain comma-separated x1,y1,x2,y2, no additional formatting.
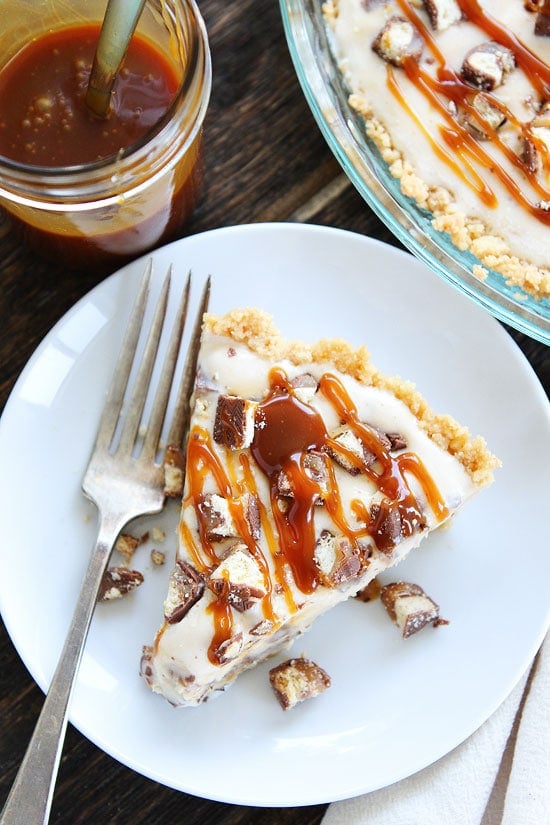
181,369,449,663
318,373,449,551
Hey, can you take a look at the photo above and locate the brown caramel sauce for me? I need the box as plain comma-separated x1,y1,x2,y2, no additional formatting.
206,595,234,665
392,0,550,222
251,368,328,595
0,24,204,270
182,369,449,664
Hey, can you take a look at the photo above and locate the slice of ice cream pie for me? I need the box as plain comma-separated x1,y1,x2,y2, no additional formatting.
141,308,499,707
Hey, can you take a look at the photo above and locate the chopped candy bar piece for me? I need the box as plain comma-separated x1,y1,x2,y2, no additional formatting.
372,16,423,66
535,16,550,35
381,581,443,637
422,0,462,31
325,424,375,474
244,492,261,539
213,394,256,449
355,576,382,602
535,0,550,35
524,102,550,177
211,632,244,665
208,543,267,612
385,431,407,451
114,532,141,562
277,450,330,501
250,618,275,636
269,657,331,710
164,443,185,497
98,567,143,601
197,491,261,541
461,41,516,92
314,530,365,586
290,372,318,403
465,93,507,139
197,492,238,540
164,560,205,624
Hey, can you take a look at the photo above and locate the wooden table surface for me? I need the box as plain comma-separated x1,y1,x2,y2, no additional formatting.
1,1,548,823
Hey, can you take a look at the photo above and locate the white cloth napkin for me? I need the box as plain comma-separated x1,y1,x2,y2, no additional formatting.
322,636,549,825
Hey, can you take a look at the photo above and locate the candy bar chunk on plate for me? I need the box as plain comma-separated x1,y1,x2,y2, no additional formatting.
380,581,446,637
269,657,331,710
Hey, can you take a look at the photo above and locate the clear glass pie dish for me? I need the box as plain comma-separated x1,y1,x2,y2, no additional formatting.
280,0,550,345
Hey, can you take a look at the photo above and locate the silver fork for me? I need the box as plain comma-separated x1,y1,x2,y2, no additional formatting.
0,262,210,825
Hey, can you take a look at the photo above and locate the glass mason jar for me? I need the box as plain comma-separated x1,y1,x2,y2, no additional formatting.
0,0,211,270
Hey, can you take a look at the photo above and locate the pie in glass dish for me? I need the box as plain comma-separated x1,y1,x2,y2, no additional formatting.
323,0,550,301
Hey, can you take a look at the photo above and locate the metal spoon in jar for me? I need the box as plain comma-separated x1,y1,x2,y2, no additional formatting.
86,0,147,117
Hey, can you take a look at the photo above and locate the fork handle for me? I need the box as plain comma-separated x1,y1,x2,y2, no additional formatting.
0,515,125,825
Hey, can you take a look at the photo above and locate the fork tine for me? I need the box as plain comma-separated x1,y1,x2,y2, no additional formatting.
166,275,211,450
140,269,191,463
95,260,153,453
117,270,171,456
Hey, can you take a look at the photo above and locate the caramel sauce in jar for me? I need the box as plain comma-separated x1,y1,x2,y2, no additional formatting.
0,0,211,270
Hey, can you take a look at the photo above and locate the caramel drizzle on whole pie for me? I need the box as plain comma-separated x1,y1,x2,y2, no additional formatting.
390,0,550,221
182,369,450,664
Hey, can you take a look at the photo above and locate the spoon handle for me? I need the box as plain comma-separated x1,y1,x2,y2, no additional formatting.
86,0,147,117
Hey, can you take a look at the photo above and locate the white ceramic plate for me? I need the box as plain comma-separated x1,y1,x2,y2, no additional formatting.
1,223,549,807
